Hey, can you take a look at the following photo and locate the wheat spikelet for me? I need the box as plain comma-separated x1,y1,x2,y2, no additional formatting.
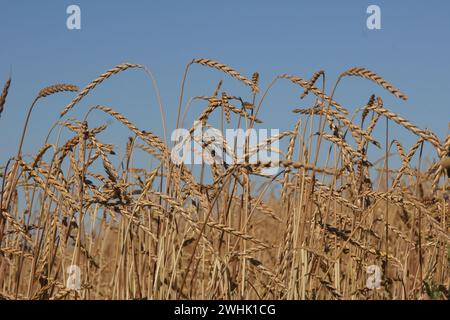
52,125,106,170
250,199,281,222
50,287,76,300
322,133,363,159
18,159,77,208
200,96,262,123
281,118,301,200
251,72,259,94
293,107,379,147
31,144,53,169
361,94,376,122
222,100,261,123
392,140,406,161
341,67,408,100
362,191,449,240
212,80,223,97
37,215,59,276
221,92,231,123
197,99,222,124
191,58,258,92
242,101,254,110
252,262,286,290
243,131,293,159
60,63,143,117
444,132,450,151
279,74,349,114
0,209,33,245
135,143,163,161
241,159,339,176
0,77,11,118
303,176,362,211
94,105,168,156
203,220,270,248
311,274,343,299
367,103,442,151
91,137,119,182
38,84,78,99
61,121,81,133
0,247,33,259
300,70,324,99
319,221,402,266
277,207,294,283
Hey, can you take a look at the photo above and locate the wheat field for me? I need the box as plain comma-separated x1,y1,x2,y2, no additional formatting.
0,59,449,300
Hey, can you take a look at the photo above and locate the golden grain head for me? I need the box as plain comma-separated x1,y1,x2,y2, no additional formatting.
0,61,447,301
0,77,12,117
38,84,79,98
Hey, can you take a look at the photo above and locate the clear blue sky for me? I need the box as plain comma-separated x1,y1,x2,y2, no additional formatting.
0,0,449,166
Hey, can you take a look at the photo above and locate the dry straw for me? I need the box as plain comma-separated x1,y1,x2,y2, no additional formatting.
0,61,448,301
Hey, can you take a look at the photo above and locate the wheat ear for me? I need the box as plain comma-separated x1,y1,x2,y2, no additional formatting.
38,84,79,99
0,77,12,118
300,70,324,99
341,67,408,101
191,58,258,92
60,63,143,117
279,74,349,114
